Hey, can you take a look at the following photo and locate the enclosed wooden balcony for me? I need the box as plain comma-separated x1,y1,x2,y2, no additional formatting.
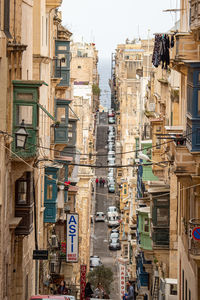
171,33,198,64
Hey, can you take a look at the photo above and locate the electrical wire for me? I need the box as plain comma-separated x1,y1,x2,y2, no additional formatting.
1,137,200,202
0,127,193,158
16,129,193,159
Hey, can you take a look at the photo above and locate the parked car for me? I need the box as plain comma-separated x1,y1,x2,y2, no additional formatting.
107,206,118,214
107,215,119,227
108,159,115,166
108,151,115,160
110,231,119,240
107,157,115,164
107,136,115,143
108,109,115,117
90,255,102,270
108,131,115,137
95,212,105,222
108,126,115,133
107,178,115,186
111,228,119,233
108,167,114,174
108,184,115,193
108,117,115,124
109,238,121,250
108,144,115,151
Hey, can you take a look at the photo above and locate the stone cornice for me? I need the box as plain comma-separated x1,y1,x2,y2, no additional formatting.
46,0,62,10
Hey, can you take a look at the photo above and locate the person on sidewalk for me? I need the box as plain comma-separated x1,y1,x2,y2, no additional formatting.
85,282,94,300
99,177,103,187
96,178,99,187
125,281,135,300
102,178,105,187
57,280,68,295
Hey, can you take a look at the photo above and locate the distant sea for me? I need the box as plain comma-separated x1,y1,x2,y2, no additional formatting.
98,57,111,109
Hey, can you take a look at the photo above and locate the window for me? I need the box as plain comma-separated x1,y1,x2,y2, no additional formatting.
16,105,33,126
198,90,200,115
15,172,32,205
157,208,169,225
124,189,127,195
56,107,66,124
17,181,27,204
16,93,33,101
144,218,149,232
78,66,81,69
123,245,128,257
156,126,161,132
57,54,67,66
47,185,53,199
170,284,177,295
156,138,161,149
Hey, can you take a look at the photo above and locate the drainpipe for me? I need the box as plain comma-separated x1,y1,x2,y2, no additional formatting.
33,174,39,294
14,0,16,43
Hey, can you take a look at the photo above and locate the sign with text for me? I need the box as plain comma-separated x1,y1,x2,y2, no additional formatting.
66,213,79,262
119,264,126,299
80,264,87,300
33,250,48,260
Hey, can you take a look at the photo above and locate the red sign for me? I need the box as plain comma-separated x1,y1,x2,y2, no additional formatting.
192,227,200,240
80,264,87,300
120,264,126,299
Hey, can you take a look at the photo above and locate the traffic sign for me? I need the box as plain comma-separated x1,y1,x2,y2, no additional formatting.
192,227,200,240
33,250,48,260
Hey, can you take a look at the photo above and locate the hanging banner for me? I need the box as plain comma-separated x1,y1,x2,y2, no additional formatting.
119,264,126,299
66,213,79,262
80,264,87,300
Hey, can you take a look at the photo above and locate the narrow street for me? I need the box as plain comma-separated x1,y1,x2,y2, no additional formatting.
93,112,120,300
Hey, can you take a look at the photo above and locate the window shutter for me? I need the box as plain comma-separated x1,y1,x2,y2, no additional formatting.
44,167,58,223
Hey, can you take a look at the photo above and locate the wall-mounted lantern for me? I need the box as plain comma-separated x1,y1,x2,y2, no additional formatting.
15,119,28,149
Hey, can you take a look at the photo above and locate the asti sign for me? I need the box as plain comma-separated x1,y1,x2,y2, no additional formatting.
66,213,79,262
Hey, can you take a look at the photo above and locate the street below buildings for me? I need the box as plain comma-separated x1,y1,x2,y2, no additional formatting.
92,112,120,300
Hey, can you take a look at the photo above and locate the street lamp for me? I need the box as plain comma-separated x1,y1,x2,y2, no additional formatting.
15,119,28,149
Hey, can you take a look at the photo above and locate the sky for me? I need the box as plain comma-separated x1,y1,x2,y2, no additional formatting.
61,0,179,107
61,0,179,59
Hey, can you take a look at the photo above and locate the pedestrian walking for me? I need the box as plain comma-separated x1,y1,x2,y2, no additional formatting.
57,280,68,295
99,177,103,187
94,283,105,298
96,178,99,187
125,281,135,300
102,178,105,187
85,282,94,300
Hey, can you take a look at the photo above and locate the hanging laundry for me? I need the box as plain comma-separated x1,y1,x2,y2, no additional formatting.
160,34,170,69
152,34,162,68
171,35,175,48
152,34,171,69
